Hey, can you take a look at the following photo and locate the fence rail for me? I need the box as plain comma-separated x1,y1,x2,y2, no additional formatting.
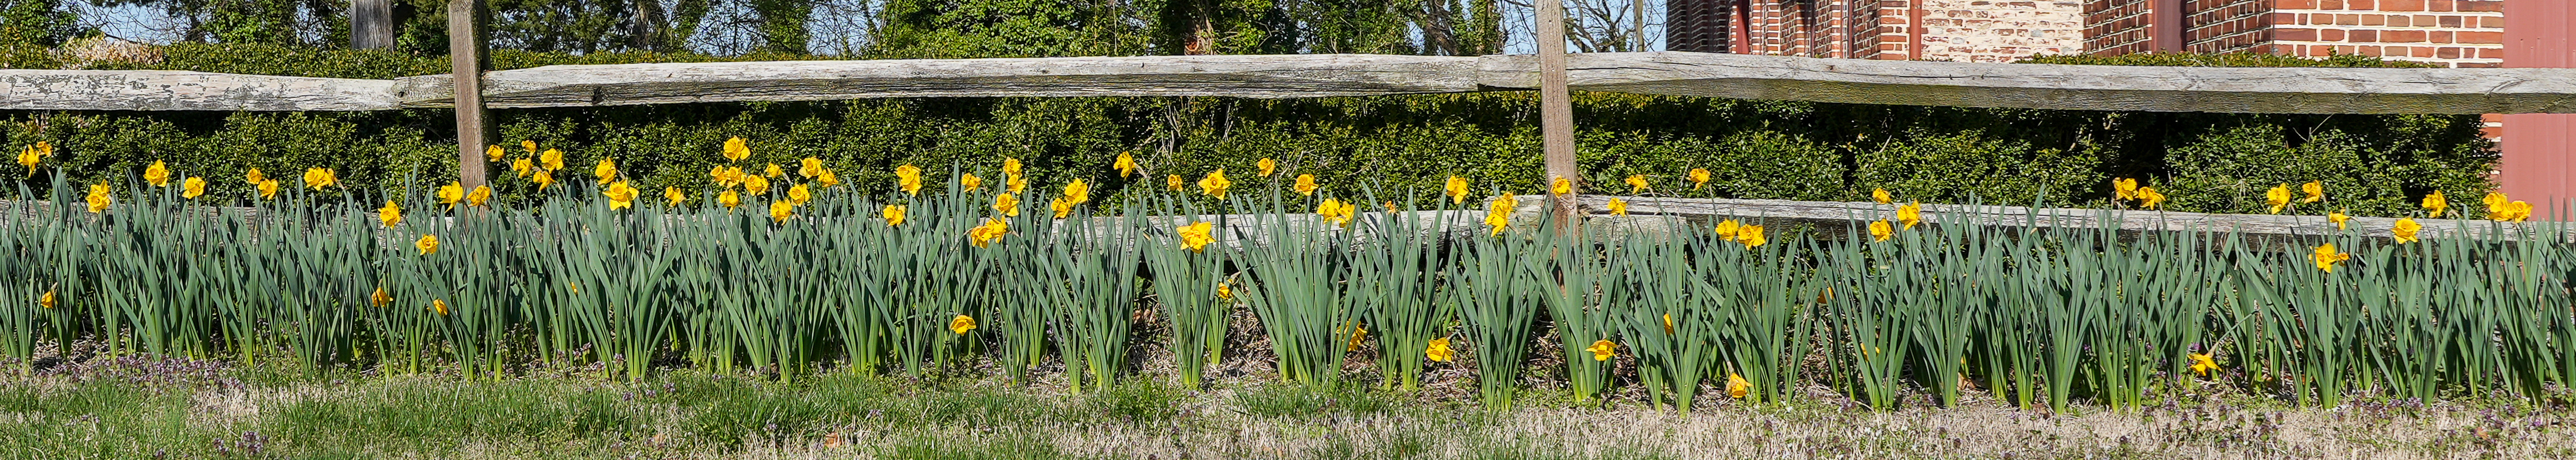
8,52,2575,114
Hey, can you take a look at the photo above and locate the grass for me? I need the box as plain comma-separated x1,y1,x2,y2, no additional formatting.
6,352,2576,459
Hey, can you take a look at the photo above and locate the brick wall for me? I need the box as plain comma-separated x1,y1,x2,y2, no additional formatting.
1727,0,1886,58
1911,0,2089,62
2185,0,2271,53
2085,0,2159,54
2267,0,2505,67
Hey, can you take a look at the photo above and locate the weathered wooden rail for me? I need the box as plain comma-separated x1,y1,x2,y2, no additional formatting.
8,52,2575,114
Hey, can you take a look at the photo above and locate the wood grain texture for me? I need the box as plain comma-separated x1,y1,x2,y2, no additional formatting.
393,54,1484,107
1478,53,2576,114
0,70,399,111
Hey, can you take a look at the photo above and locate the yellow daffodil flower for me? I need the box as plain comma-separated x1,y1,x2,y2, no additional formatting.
723,137,749,162
1738,224,1767,248
604,181,639,210
1002,157,1023,177
1728,373,1752,399
85,182,111,213
2313,243,2350,272
431,299,449,316
1869,220,1893,241
142,160,171,187
1624,175,1649,193
303,167,337,190
13,145,40,176
664,187,686,206
1344,321,1367,351
1872,187,1892,204
2423,190,2448,218
1444,176,1470,204
960,173,984,191
1688,168,1711,190
256,179,280,200
2392,217,2421,243
531,168,556,190
950,315,977,335
994,192,1022,217
1485,194,1519,236
244,167,264,185
540,148,565,172
522,139,539,155
968,218,1010,248
1177,222,1215,252
1316,199,1354,226
1114,152,1138,178
1215,280,1234,301
1661,313,1674,335
1006,171,1027,194
1166,174,1185,191
1550,177,1572,195
416,234,439,255
1606,198,1629,216
466,185,491,207
38,289,53,309
2265,184,2291,214
2188,353,2219,377
2503,200,2534,222
770,200,795,223
2328,210,2349,230
1256,158,1277,177
1064,179,1091,204
513,158,534,178
436,181,463,208
2112,178,2137,202
486,145,506,162
1715,219,1741,241
764,163,784,179
1050,196,1075,219
181,177,206,200
378,200,403,228
1292,174,1319,196
786,184,812,206
1586,340,1617,362
718,190,741,208
799,157,824,179
1897,203,1923,229
816,168,840,188
371,286,391,308
1426,337,1454,362
1198,169,1232,199
883,204,907,226
594,157,618,185
742,175,770,196
2137,186,2166,209
2300,181,2324,203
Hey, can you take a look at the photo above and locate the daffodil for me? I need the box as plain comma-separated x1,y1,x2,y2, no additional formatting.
1661,313,1674,335
85,182,110,213
531,169,556,190
142,160,171,187
593,157,618,185
1872,187,1892,204
968,218,1010,248
1737,224,1767,248
1605,198,1629,216
1198,169,1232,199
1715,219,1741,241
949,315,977,335
372,286,392,307
38,290,53,309
540,148,565,172
742,175,770,196
2328,210,2349,230
13,145,40,176
1292,174,1319,196
378,200,403,228
604,181,639,210
718,190,741,208
2503,200,2534,222
436,181,463,208
722,137,750,162
1444,176,1470,204
993,193,1022,217
2312,243,2350,273
664,187,686,206
416,234,439,255
244,167,264,184
770,200,795,223
2300,181,2323,203
513,158,534,178
1256,158,1277,177
815,168,840,188
1064,179,1091,204
522,139,539,156
431,299,449,316
1550,177,1573,195
1425,337,1454,362
1485,194,1519,236
1215,280,1235,302
942,172,974,191
2265,184,2291,214
1623,175,1648,193
2188,353,2220,377
2392,217,2421,243
2422,190,2448,218
799,157,824,178
486,145,506,162
466,185,491,207
2112,178,2137,202
764,163,785,179
1897,203,1922,229
2137,186,2166,209
1113,151,1138,178
1049,196,1075,218
1316,199,1354,226
882,204,907,226
1177,222,1214,252
1869,220,1893,241
1006,171,1027,194
1166,174,1185,191
303,167,337,190
1002,157,1023,177
1344,321,1367,352
1688,168,1711,190
1586,340,1617,362
786,184,812,206
256,179,280,200
181,177,205,200
1727,373,1752,399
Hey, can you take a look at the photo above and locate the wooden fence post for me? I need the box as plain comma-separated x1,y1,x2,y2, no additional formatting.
352,0,395,49
449,0,489,190
1536,0,1581,224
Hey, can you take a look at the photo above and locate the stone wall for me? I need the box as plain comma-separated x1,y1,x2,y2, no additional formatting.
1913,0,2089,62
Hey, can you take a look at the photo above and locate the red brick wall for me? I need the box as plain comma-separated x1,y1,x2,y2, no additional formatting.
2266,0,2504,67
2184,0,2272,53
1728,0,1886,58
2086,0,2160,54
